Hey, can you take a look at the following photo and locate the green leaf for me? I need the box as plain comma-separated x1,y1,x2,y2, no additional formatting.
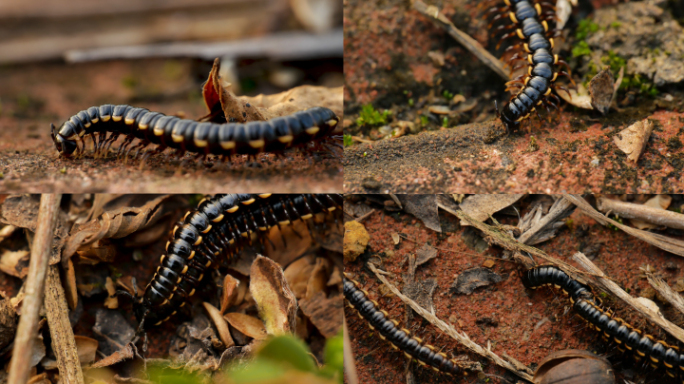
256,335,317,373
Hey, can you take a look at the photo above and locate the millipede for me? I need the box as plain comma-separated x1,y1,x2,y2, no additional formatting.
131,193,343,329
51,104,340,161
343,273,468,376
523,265,684,383
485,0,574,130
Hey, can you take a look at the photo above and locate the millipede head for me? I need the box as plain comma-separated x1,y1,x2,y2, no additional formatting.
51,123,78,157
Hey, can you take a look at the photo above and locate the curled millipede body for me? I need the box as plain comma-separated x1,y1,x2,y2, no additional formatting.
523,265,684,383
135,193,343,328
51,104,340,161
343,273,465,376
485,0,574,130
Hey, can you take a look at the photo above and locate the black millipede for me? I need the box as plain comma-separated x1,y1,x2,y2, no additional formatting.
130,193,343,329
51,104,340,161
344,273,466,376
523,265,684,383
484,0,574,130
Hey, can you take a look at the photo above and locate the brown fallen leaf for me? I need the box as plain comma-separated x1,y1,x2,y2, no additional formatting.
283,255,316,299
64,258,78,310
460,194,524,226
589,67,616,115
74,335,98,365
243,85,344,124
203,302,235,348
220,274,241,315
558,83,593,110
202,58,267,123
415,244,438,267
299,291,343,338
63,195,173,259
613,119,654,163
250,255,298,335
0,250,29,278
305,258,330,300
104,277,118,309
224,312,268,340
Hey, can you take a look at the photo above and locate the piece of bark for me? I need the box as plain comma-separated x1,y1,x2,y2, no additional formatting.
597,196,684,230
613,119,654,163
299,291,343,338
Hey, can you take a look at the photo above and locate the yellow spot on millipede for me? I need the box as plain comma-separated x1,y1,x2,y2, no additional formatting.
249,140,265,148
277,135,293,143
220,141,235,150
305,127,320,135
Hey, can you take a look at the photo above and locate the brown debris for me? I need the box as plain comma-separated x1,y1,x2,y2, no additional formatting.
299,291,343,338
224,312,267,341
0,250,30,278
343,221,369,262
415,244,438,267
534,349,615,384
0,296,17,352
588,67,616,116
613,119,654,163
90,343,135,369
450,267,503,295
250,255,298,335
220,274,241,314
203,302,235,349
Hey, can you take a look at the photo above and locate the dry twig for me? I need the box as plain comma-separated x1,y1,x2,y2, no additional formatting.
367,263,534,382
596,196,684,230
644,270,684,317
8,194,63,384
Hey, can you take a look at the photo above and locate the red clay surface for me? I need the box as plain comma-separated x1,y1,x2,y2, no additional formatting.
0,59,343,193
342,0,684,193
344,196,684,384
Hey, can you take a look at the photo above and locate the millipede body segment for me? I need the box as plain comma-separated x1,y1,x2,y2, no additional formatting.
523,265,684,382
487,0,573,130
343,273,465,376
51,104,339,159
136,193,343,328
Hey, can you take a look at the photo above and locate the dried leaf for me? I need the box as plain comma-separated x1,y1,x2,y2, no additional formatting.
63,258,78,310
92,309,135,356
613,119,654,163
220,274,241,314
104,277,117,309
0,195,68,265
243,85,343,123
631,195,672,230
90,343,135,369
450,268,503,295
0,297,17,351
460,194,524,226
224,312,268,340
391,232,400,245
558,82,593,109
284,255,316,299
0,250,29,278
305,258,330,300
299,291,343,338
397,195,441,232
250,255,298,335
63,195,173,260
402,279,437,315
203,302,235,348
415,244,438,267
74,335,98,365
327,266,342,287
202,58,266,123
589,67,616,115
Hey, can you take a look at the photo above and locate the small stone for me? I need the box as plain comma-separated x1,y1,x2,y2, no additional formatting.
428,105,452,115
482,259,495,268
343,221,370,262
362,177,382,190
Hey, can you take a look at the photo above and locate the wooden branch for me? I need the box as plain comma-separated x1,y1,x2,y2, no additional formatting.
411,0,509,81
596,196,684,230
645,271,684,318
8,194,62,384
572,251,684,344
563,194,684,257
343,317,359,384
45,265,85,384
368,263,534,383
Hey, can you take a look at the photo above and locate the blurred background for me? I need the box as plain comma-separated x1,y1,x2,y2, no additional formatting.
0,0,342,131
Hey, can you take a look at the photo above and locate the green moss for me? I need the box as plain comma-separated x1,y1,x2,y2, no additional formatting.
420,115,428,127
408,98,414,107
356,104,391,127
121,75,138,89
572,41,592,58
343,134,353,147
442,116,448,127
610,21,622,28
442,89,454,100
575,19,600,41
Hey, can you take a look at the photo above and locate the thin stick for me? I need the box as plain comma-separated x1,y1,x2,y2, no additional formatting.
412,0,509,81
572,251,684,344
343,317,359,384
644,270,684,323
8,194,62,384
45,265,85,384
596,196,684,230
367,263,534,382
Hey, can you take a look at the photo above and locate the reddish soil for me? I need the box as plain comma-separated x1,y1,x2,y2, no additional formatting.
344,196,684,384
342,0,684,193
0,59,343,193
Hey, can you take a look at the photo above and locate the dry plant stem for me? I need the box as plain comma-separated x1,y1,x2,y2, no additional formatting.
411,0,509,81
8,194,62,384
45,265,85,384
367,263,534,382
645,271,684,316
563,194,684,257
596,196,684,230
343,317,359,384
572,251,684,344
517,197,575,245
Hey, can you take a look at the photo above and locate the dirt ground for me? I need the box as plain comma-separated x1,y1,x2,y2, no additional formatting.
344,195,684,384
342,0,684,193
0,58,343,193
